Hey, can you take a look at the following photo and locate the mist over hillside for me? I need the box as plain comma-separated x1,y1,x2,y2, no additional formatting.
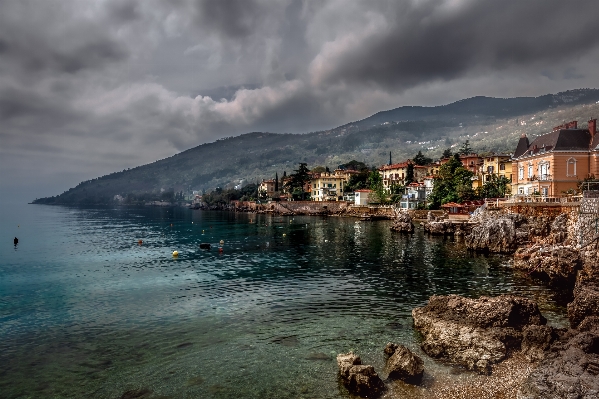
33,89,599,205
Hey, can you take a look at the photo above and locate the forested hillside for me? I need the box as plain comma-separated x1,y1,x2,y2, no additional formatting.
33,89,599,204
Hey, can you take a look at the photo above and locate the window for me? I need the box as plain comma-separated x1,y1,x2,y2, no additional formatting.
566,158,577,177
500,163,505,171
542,187,548,196
528,164,533,178
487,166,494,174
519,166,524,180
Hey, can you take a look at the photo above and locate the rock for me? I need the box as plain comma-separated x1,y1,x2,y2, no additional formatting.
465,217,518,253
337,352,385,397
514,244,582,285
383,342,398,356
517,318,599,399
412,295,546,374
390,212,414,233
384,343,424,383
567,286,599,328
422,220,472,236
521,325,560,362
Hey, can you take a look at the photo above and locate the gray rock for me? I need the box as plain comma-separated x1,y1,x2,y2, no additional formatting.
337,352,385,397
390,212,414,233
465,217,518,253
521,325,560,362
517,318,599,399
514,245,582,285
384,343,424,383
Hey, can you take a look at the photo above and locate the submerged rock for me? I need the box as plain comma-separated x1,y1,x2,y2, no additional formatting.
412,294,546,374
384,343,424,383
337,352,385,397
390,212,414,233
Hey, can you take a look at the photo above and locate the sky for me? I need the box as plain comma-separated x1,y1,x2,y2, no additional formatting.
2,0,599,203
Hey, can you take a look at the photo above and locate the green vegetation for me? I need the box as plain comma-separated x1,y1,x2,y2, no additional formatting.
368,170,386,204
427,154,476,208
285,163,311,200
203,184,259,205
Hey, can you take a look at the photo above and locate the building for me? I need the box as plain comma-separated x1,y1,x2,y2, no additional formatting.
379,161,428,192
354,189,372,205
258,179,276,199
511,119,599,196
310,172,346,201
471,154,514,194
399,182,427,209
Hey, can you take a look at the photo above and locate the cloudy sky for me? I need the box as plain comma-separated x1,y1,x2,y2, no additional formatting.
2,0,599,202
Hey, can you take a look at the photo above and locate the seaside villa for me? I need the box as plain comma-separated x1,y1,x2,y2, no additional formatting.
511,119,599,196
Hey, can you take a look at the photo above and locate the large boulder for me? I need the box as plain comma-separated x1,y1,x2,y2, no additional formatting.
517,317,599,399
390,212,414,233
412,295,546,374
465,217,518,253
384,343,424,383
514,244,582,285
520,325,561,362
337,352,385,397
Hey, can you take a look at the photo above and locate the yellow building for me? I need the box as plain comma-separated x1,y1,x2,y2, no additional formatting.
379,161,428,192
480,154,513,193
310,173,346,201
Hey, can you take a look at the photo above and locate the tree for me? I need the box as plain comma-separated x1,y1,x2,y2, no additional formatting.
459,140,472,155
413,151,432,166
442,148,453,159
427,153,475,209
368,170,386,204
405,163,415,185
311,166,326,173
285,163,311,200
478,175,510,198
275,172,279,192
344,170,370,192
339,160,368,171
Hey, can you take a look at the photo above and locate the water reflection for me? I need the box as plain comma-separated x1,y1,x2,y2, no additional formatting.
0,205,567,398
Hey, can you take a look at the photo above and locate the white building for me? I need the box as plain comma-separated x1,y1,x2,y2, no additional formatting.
354,189,372,205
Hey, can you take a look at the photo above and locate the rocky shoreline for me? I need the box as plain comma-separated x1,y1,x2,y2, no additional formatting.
337,205,598,398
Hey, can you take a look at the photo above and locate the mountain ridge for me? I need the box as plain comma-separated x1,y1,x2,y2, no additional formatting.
33,88,599,204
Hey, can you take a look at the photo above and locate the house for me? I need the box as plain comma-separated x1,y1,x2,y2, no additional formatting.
511,119,599,196
310,172,346,201
473,154,513,194
258,179,276,199
354,189,372,205
378,161,428,192
398,182,427,209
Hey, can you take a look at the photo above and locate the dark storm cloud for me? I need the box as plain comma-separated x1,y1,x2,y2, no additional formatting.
311,0,599,90
3,0,599,201
192,0,267,39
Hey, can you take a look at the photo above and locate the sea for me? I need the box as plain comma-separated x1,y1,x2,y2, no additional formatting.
0,203,569,398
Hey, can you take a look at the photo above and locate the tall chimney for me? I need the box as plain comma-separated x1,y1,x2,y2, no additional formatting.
589,118,597,142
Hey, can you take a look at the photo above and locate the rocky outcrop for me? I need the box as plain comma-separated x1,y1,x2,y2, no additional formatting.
513,244,582,285
390,212,414,233
423,220,472,236
383,343,424,383
520,325,561,362
412,294,546,374
465,217,519,253
517,318,599,399
337,352,385,397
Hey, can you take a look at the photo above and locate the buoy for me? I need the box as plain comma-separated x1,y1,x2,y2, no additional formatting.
283,233,286,237
202,230,205,234
219,240,224,245
170,224,173,227
138,239,143,245
14,237,18,245
172,250,179,257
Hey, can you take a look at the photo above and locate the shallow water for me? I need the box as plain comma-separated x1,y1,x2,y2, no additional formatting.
0,204,567,398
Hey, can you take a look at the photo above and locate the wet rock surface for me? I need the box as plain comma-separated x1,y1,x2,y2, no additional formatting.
390,212,414,233
412,294,546,374
384,343,424,383
337,352,385,397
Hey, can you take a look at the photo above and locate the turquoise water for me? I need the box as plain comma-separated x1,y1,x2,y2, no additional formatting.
0,204,567,398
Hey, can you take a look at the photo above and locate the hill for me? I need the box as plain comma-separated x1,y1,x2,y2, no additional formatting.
33,89,599,204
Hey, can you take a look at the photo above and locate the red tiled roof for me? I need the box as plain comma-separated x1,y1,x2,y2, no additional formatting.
379,161,411,170
355,189,373,192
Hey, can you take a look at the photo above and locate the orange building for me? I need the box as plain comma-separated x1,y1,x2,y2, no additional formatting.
511,119,599,196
